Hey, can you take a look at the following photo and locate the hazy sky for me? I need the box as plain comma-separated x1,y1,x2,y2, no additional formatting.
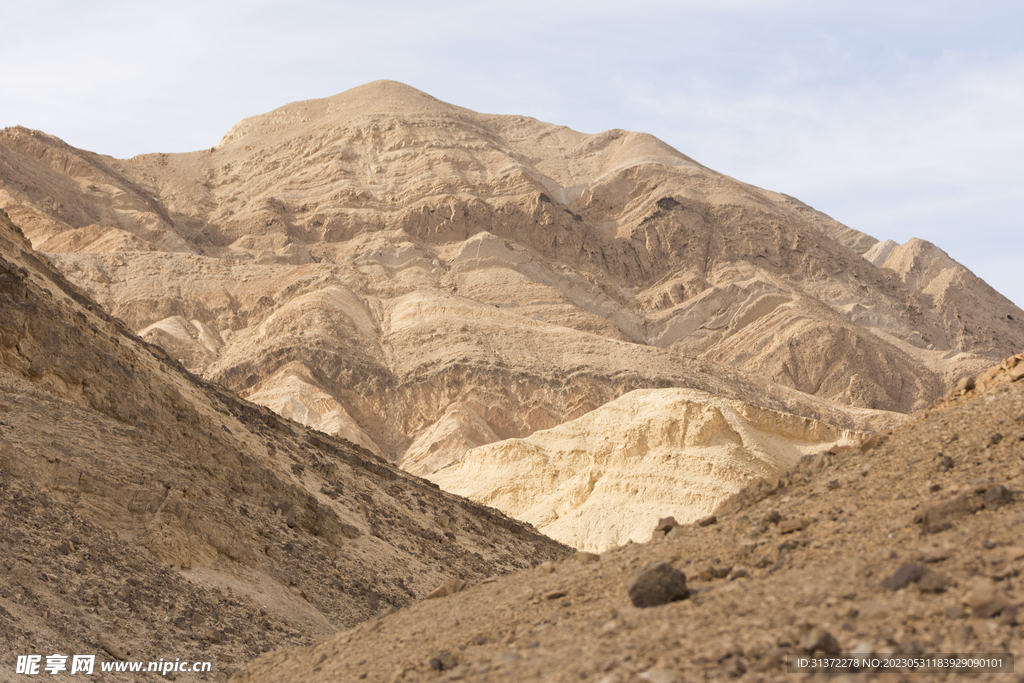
2,0,1021,307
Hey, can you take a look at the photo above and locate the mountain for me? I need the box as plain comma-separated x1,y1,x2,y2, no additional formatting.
237,351,1024,682
0,207,566,678
1,80,1021,551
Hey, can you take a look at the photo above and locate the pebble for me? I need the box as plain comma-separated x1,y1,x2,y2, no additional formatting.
801,627,840,654
426,578,467,600
696,515,717,527
881,563,928,591
779,517,809,534
920,547,953,563
964,578,1008,618
97,633,126,660
917,570,951,593
655,516,679,532
727,566,749,581
626,561,689,608
983,484,1012,510
543,589,567,600
429,652,457,671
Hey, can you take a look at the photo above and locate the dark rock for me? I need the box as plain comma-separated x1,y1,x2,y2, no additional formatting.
627,561,689,607
882,563,929,591
727,566,748,581
917,570,951,593
655,516,679,532
801,627,840,655
429,652,457,671
779,517,809,534
919,495,979,531
999,604,1020,626
696,515,717,527
983,485,1012,510
972,597,1008,619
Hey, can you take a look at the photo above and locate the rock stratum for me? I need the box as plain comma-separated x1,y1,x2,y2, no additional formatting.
430,388,875,551
0,207,567,679
1,83,1020,491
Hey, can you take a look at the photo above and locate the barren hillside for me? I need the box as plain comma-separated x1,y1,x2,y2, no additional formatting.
0,208,567,680
237,353,1024,683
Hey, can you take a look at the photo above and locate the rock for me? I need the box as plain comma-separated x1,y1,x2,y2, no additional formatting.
626,561,689,608
543,590,567,600
881,563,929,591
956,375,976,393
919,494,979,532
425,578,467,600
972,597,1008,619
920,547,953,563
428,652,457,671
97,633,125,660
779,517,809,534
1010,364,1024,382
964,578,1007,618
727,566,749,580
983,485,1012,510
655,516,679,533
801,627,840,655
698,566,732,581
859,434,881,452
696,515,717,528
999,604,1020,626
917,570,951,593
938,455,956,471
574,552,600,563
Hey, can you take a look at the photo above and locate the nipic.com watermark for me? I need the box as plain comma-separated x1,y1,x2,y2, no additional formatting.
14,654,213,676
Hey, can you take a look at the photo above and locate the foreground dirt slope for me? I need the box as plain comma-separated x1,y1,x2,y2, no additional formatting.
0,208,568,680
2,81,1021,475
236,353,1024,683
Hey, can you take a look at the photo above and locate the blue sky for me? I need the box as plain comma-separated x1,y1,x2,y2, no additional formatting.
2,0,1021,307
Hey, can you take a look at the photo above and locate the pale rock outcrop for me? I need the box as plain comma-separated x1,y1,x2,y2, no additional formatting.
429,388,874,551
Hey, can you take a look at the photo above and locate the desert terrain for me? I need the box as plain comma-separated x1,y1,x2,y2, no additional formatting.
2,81,1021,549
0,81,1022,681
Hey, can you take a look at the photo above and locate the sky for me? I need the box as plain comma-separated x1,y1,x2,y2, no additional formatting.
1,0,1021,307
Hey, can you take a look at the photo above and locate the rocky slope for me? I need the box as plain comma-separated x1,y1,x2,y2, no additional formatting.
1,81,1021,479
429,388,890,551
236,352,1024,683
0,208,567,680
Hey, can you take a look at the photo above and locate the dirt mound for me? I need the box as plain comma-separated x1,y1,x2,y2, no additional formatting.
0,208,567,680
235,352,1024,682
